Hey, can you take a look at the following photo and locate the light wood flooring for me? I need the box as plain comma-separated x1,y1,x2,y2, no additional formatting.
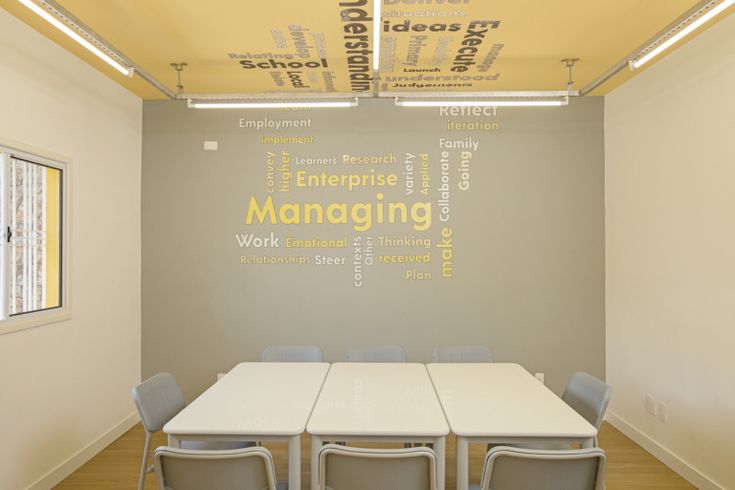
55,422,695,489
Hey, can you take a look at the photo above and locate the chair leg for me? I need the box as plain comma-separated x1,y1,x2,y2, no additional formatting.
138,431,152,490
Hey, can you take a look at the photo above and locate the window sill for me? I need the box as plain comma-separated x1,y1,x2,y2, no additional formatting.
0,308,71,336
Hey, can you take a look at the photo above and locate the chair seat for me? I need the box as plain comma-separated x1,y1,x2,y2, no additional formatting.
180,440,254,450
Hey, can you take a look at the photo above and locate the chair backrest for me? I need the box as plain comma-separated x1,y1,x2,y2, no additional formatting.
154,446,277,490
479,446,607,490
344,345,407,363
431,345,494,363
319,444,436,490
131,372,185,433
562,372,612,430
261,344,323,362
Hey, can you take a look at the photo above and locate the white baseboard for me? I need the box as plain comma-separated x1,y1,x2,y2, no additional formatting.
26,411,139,490
606,411,724,490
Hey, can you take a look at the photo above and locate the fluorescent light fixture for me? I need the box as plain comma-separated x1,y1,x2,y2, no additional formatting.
631,0,735,69
17,0,133,76
187,98,359,109
373,0,381,70
395,97,568,108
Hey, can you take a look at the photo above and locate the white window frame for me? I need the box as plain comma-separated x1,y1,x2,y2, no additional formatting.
0,138,71,335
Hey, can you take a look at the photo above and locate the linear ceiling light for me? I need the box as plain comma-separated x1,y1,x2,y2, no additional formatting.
395,97,569,108
187,98,359,109
17,0,133,76
373,0,381,70
631,0,735,69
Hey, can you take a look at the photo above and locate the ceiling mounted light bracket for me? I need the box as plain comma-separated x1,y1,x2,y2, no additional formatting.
17,0,134,77
373,0,382,97
394,58,577,109
561,58,580,90
628,0,735,69
170,63,188,94
16,0,177,98
581,0,734,95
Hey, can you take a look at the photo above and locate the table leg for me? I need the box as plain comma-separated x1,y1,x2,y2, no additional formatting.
289,434,301,490
167,434,181,449
434,436,446,490
310,434,322,490
456,436,469,490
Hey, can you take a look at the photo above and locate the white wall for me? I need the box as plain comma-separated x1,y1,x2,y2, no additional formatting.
0,9,141,490
605,13,735,490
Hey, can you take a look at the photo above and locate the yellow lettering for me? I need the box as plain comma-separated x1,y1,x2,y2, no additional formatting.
327,203,348,224
304,203,323,224
352,202,372,232
412,202,432,231
280,203,300,224
388,202,407,224
296,170,307,187
245,196,276,224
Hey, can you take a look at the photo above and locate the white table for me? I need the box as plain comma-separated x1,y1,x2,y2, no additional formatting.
307,363,450,490
164,362,330,490
427,363,597,490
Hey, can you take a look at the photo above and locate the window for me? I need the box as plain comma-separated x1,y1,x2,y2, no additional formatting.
0,145,67,332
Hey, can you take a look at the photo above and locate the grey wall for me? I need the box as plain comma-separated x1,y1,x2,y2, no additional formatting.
142,97,605,399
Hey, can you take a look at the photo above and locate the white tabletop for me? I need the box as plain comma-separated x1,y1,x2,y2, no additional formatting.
164,362,330,437
426,363,597,438
307,363,450,437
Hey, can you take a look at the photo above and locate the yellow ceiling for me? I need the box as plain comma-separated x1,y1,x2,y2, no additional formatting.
2,0,733,99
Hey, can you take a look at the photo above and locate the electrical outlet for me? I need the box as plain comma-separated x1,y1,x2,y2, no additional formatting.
534,373,545,385
645,394,656,415
656,401,668,422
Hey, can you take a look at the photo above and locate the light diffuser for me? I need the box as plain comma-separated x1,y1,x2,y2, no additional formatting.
395,98,569,108
187,99,359,109
631,0,735,69
17,0,133,76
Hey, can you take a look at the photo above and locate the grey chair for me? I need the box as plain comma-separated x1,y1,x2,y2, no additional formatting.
499,372,612,452
261,344,323,362
344,345,407,363
154,446,288,490
470,446,607,490
318,444,437,490
563,372,612,444
431,345,494,363
132,373,251,490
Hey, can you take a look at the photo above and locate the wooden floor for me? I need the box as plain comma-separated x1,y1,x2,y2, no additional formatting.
56,422,695,489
